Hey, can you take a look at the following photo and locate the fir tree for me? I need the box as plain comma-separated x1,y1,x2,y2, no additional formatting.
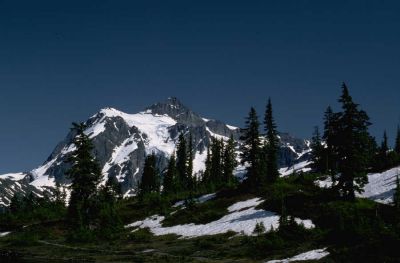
105,175,122,200
203,146,212,188
210,137,223,187
96,176,122,238
187,133,194,193
395,126,400,155
9,193,23,214
66,122,102,228
381,130,389,154
310,126,325,173
253,221,266,235
377,130,390,171
323,106,339,180
240,107,262,189
176,132,187,189
54,182,66,206
335,83,372,200
139,153,160,196
163,154,177,195
394,173,400,211
223,135,238,186
264,98,280,183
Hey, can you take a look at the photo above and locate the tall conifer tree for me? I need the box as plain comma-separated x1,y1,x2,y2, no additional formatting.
323,106,339,180
240,107,262,188
163,154,176,195
264,98,280,183
139,153,159,196
335,83,371,200
187,133,194,193
310,126,325,173
395,126,400,155
203,146,212,188
223,135,237,186
210,137,223,187
67,122,102,228
176,132,187,189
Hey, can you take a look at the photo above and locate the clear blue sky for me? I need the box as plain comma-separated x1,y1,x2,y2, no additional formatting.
0,0,399,173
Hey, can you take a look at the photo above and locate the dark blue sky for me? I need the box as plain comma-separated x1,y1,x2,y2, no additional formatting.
0,0,399,173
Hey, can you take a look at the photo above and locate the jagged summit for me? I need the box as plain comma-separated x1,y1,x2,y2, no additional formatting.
146,97,204,125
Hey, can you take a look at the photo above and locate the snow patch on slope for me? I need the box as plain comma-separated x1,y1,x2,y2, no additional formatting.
0,232,11,237
266,248,329,263
126,197,314,238
279,161,311,176
361,166,400,204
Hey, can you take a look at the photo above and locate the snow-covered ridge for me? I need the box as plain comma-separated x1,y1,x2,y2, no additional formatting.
0,173,26,181
125,197,314,238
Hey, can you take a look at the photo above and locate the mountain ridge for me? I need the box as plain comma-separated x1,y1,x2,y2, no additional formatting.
0,97,311,206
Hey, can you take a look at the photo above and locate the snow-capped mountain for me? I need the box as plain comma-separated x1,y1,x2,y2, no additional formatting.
0,97,311,207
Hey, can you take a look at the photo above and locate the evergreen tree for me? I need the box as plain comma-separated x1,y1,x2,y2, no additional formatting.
176,132,187,189
335,83,372,200
187,133,194,193
323,106,339,180
264,98,280,183
163,154,177,195
240,107,262,189
105,175,122,199
394,173,400,211
377,130,390,171
96,176,122,238
310,126,325,173
9,193,23,214
395,126,400,155
210,137,223,187
54,182,66,206
66,122,102,228
139,153,160,196
203,146,212,188
223,135,238,186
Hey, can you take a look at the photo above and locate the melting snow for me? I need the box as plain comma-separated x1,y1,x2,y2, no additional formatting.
173,193,216,208
265,248,329,263
361,166,400,204
315,166,400,204
126,197,314,238
279,161,311,176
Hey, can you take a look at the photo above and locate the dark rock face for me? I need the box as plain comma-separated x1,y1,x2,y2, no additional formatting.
0,97,311,206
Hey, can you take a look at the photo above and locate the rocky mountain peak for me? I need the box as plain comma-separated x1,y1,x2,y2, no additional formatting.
146,97,204,125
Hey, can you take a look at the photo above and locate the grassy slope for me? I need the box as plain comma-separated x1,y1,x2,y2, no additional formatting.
1,174,399,262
